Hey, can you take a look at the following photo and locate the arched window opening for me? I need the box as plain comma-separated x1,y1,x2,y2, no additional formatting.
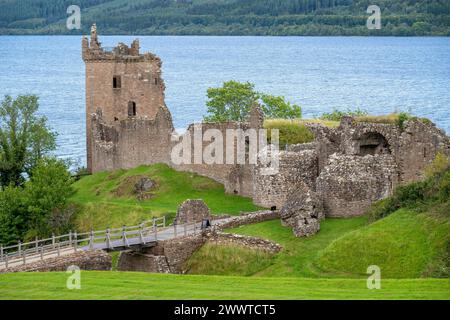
128,101,136,117
357,132,391,156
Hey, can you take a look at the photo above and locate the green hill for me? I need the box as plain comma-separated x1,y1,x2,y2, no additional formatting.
1,0,449,35
69,163,260,231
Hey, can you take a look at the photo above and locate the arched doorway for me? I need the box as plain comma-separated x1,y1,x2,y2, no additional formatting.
357,132,391,156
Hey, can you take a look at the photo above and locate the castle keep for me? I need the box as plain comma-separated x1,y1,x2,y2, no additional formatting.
83,28,450,235
82,24,173,172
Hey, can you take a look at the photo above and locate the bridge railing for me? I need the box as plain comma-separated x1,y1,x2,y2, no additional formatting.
0,216,167,268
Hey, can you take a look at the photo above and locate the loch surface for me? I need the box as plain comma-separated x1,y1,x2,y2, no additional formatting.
0,36,449,166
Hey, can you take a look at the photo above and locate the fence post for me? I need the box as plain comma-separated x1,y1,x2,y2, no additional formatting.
163,215,166,228
52,233,55,249
184,224,187,236
89,230,94,250
57,242,60,257
18,240,22,256
69,231,72,246
122,226,126,247
40,246,44,260
0,245,3,261
174,223,177,237
106,228,111,249
5,254,8,268
154,222,158,241
139,224,144,244
74,231,78,252
22,252,26,265
35,236,39,253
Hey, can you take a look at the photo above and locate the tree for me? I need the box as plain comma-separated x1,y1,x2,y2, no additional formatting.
0,95,56,187
203,81,302,122
24,157,75,238
260,94,302,119
204,81,259,122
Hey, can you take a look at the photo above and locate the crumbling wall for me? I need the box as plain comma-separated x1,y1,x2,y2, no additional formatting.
91,105,174,172
118,234,205,274
316,154,398,217
253,149,319,208
0,250,111,274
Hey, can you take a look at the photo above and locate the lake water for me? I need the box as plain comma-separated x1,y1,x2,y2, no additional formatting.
0,36,449,167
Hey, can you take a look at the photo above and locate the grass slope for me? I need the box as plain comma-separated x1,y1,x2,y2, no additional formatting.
70,163,260,231
186,243,275,276
189,216,367,278
0,272,448,300
316,207,450,278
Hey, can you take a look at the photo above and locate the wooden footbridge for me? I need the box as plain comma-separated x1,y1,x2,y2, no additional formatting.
0,217,211,270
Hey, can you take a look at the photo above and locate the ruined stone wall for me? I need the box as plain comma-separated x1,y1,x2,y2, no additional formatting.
118,234,205,274
397,120,450,183
213,210,280,230
0,250,111,274
172,121,258,197
253,149,319,208
316,154,398,217
205,231,282,253
91,106,174,172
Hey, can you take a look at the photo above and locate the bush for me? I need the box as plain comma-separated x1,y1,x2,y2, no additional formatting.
0,157,74,244
320,107,368,122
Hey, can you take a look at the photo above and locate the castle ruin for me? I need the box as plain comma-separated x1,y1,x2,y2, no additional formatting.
82,27,450,236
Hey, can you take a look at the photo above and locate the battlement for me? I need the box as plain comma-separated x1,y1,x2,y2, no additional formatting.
82,24,160,63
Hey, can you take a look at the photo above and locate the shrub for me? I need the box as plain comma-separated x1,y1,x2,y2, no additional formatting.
320,107,368,122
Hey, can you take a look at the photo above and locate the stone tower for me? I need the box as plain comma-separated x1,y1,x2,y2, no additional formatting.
82,24,173,172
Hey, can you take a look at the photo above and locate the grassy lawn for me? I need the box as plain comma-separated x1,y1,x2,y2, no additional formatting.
221,216,368,278
0,271,448,300
70,163,261,231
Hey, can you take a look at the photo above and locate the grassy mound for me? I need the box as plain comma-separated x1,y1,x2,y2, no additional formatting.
219,216,367,277
315,208,449,278
185,243,275,276
0,272,448,300
70,163,261,231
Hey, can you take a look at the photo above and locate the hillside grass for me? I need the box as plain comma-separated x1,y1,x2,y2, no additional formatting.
70,163,261,231
186,243,275,276
189,216,367,278
315,207,449,278
0,272,448,300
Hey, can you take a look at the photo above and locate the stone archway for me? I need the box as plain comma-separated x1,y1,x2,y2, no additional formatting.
357,132,391,156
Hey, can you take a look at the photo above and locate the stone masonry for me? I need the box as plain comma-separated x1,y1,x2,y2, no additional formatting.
0,250,111,274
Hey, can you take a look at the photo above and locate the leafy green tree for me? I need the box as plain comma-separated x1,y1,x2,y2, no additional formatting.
0,158,74,244
25,157,75,237
260,94,302,119
204,81,259,122
0,185,28,245
0,95,56,187
204,81,302,122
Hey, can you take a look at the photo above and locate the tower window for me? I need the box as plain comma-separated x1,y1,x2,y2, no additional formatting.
128,101,136,117
113,76,121,89
154,78,158,85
